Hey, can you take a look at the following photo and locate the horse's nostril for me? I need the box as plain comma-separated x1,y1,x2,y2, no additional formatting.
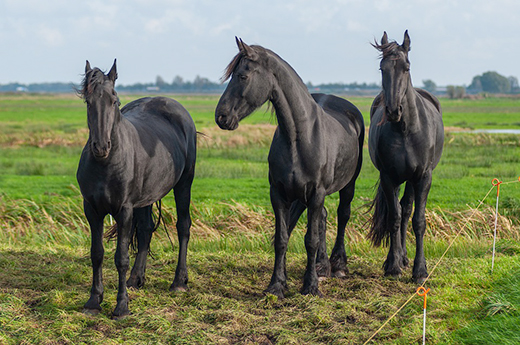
217,115,225,123
399,105,403,113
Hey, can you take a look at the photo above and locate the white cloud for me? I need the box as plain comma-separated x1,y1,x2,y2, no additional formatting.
37,26,64,47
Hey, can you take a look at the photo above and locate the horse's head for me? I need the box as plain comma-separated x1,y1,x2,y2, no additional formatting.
374,31,412,123
80,59,121,159
215,38,274,130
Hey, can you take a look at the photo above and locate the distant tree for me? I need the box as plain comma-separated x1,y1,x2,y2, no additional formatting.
193,75,210,88
468,76,483,93
155,75,168,87
172,75,184,86
422,79,437,93
446,85,466,99
469,71,511,94
508,76,519,92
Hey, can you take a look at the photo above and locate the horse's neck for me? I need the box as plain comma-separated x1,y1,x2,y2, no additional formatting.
401,81,420,130
270,71,318,142
103,110,129,160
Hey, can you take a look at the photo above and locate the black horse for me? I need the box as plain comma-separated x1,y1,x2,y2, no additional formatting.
77,60,196,318
368,31,444,284
216,38,364,298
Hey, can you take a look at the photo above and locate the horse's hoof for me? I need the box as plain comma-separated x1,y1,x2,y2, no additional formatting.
83,308,101,316
332,270,348,279
127,277,145,289
263,283,285,299
413,274,428,285
301,286,323,298
318,276,328,282
316,262,331,278
170,285,188,292
111,312,129,321
384,271,402,280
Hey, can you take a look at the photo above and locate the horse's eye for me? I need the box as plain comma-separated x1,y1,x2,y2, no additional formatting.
239,74,248,80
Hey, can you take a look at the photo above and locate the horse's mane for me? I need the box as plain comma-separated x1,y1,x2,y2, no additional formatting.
77,68,108,99
222,50,245,82
371,41,402,59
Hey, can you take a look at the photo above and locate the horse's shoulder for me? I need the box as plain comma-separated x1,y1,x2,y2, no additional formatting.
370,92,384,118
415,88,441,113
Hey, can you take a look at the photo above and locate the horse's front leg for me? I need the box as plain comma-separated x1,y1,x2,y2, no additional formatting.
301,194,325,297
412,173,433,284
112,206,133,319
380,175,404,278
83,201,105,314
264,185,290,299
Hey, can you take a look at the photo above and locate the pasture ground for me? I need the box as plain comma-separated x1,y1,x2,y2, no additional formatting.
0,93,519,344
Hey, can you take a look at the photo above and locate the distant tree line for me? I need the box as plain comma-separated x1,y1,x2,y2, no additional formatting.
422,71,520,99
1,71,518,97
306,81,380,95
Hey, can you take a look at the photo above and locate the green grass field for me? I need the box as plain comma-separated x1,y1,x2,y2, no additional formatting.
0,93,519,344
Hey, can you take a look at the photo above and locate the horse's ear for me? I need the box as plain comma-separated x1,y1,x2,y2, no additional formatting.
108,59,118,82
235,37,258,61
85,60,92,73
381,32,388,45
402,30,411,52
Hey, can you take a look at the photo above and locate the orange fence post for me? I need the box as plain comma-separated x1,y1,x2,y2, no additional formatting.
416,287,431,345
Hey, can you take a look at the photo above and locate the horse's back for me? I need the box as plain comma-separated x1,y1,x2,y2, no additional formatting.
122,97,195,133
415,88,441,114
122,97,196,154
311,93,364,137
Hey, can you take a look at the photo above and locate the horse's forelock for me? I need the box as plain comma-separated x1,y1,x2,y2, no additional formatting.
222,51,245,82
79,68,109,99
372,41,402,59
222,45,270,82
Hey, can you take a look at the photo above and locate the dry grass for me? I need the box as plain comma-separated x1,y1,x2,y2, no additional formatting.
0,128,89,148
197,124,276,149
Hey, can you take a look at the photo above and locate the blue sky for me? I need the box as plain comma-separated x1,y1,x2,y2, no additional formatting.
1,0,518,87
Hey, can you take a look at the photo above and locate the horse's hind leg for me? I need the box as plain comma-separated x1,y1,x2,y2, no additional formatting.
316,206,331,278
170,171,194,292
83,200,105,315
330,183,355,278
127,206,154,289
399,182,414,268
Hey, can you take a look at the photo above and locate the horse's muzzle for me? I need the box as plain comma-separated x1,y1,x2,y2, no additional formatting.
385,105,403,122
92,141,111,159
216,114,239,130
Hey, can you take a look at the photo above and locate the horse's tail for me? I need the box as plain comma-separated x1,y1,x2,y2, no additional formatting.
104,200,163,252
367,182,390,247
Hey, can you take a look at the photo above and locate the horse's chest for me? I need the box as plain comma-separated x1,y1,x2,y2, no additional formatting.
268,148,328,202
78,162,132,210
